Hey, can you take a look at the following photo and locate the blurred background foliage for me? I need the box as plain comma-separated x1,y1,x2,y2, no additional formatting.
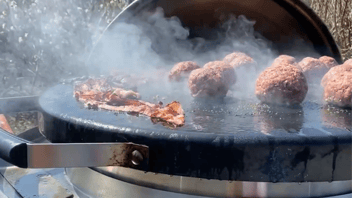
302,0,352,61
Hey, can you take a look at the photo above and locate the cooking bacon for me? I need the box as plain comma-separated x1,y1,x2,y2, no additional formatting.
74,78,185,127
151,101,185,127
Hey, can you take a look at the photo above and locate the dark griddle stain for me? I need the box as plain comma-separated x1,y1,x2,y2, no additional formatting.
331,144,339,182
321,137,340,182
259,136,288,183
291,147,311,170
290,147,315,181
209,137,245,180
173,136,245,180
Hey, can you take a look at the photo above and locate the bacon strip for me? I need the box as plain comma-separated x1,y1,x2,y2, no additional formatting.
74,78,185,128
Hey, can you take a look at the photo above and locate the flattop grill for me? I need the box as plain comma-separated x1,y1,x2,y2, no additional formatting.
0,0,351,197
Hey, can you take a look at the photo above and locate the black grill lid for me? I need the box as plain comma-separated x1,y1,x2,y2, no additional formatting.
39,84,351,182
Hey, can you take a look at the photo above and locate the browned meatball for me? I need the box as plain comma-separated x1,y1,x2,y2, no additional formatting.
223,52,257,69
271,55,297,67
255,62,308,105
319,56,338,68
298,57,331,82
188,61,236,98
321,63,352,108
168,61,200,81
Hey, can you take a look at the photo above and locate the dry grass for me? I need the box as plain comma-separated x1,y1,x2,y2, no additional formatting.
305,0,352,61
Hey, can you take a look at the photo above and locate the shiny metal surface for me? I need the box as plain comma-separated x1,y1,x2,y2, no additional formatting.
27,142,148,169
0,165,78,198
67,167,202,198
66,167,352,198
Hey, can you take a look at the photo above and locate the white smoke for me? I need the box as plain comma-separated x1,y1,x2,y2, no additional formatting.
0,0,121,96
88,7,280,100
0,0,323,101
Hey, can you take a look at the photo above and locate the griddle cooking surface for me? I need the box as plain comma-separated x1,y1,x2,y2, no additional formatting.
41,84,351,136
39,84,352,182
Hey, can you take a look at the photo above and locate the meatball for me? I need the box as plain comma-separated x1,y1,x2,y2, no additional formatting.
321,62,352,86
188,61,236,98
321,63,352,108
319,56,338,68
298,57,330,82
255,62,308,105
271,55,297,67
344,59,352,65
222,52,257,97
223,52,257,69
168,61,200,81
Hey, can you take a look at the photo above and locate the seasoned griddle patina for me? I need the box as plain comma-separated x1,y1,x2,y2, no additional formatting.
39,84,351,182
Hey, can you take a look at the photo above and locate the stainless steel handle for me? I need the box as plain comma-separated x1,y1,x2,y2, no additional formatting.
0,127,149,169
0,128,28,168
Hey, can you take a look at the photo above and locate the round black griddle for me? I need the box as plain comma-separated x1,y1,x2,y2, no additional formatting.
39,84,352,182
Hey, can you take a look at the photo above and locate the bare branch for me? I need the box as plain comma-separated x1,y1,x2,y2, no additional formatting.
307,0,352,61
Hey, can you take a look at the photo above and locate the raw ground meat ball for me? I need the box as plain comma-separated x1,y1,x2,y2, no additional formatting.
319,56,338,68
255,62,308,105
344,59,352,65
222,52,257,97
321,62,352,86
298,57,331,82
271,55,297,67
168,61,200,81
188,61,236,98
223,52,257,69
321,63,352,108
203,60,234,70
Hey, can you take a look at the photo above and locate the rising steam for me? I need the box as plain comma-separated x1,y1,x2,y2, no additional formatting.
0,0,321,101
89,7,279,99
0,0,120,96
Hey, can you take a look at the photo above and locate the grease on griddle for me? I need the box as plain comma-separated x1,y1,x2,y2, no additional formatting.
254,104,305,135
322,105,352,131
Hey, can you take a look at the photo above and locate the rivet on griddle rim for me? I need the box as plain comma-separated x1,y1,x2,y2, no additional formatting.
131,150,143,166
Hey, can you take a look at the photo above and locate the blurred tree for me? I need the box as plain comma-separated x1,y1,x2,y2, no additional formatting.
306,0,352,61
